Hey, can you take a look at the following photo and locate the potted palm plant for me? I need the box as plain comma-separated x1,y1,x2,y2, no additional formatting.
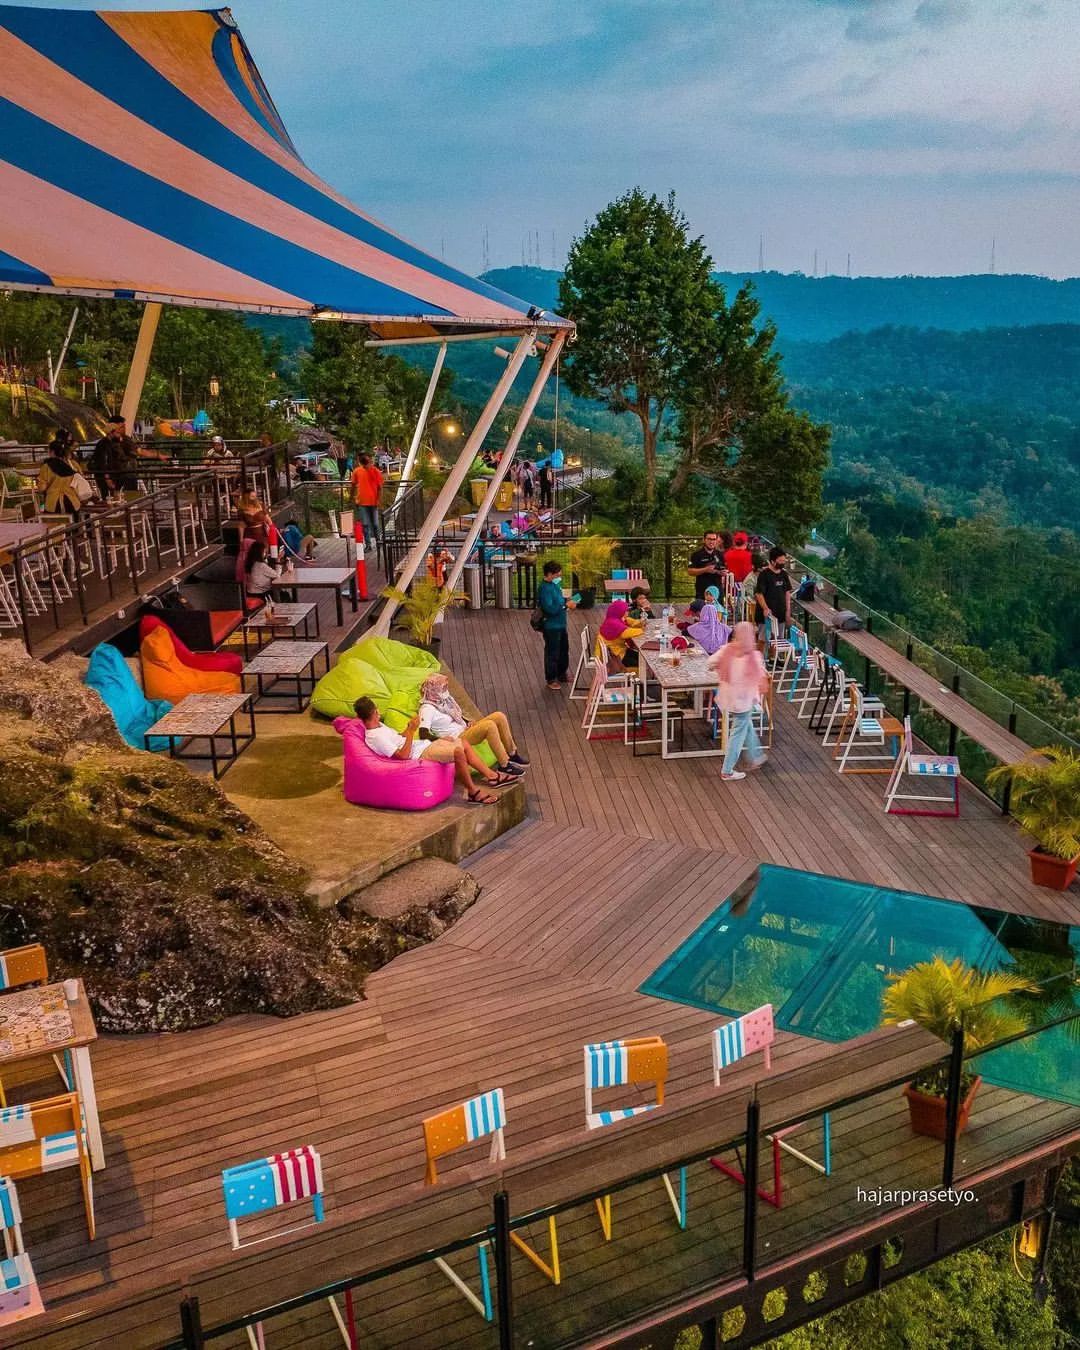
568,535,617,610
882,956,1035,1139
380,577,467,653
987,747,1080,890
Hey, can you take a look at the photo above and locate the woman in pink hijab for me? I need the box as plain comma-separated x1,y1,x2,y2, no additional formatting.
596,599,645,670
708,621,769,780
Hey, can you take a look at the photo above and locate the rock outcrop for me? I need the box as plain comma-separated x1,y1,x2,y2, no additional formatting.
0,642,479,1033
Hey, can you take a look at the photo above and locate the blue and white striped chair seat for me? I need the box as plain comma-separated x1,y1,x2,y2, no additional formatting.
587,1104,657,1129
586,1041,629,1088
465,1089,506,1141
858,718,883,735
911,757,960,776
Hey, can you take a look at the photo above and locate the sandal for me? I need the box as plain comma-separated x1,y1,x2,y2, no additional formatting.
487,772,518,788
467,788,498,805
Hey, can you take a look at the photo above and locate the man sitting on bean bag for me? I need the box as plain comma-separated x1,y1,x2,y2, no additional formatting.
352,697,517,806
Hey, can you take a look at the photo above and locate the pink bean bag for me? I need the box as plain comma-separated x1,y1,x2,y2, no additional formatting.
333,717,454,811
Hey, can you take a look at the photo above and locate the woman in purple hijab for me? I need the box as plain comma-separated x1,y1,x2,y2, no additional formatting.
687,585,730,654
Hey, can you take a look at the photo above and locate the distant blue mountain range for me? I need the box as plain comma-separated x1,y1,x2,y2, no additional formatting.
483,266,1080,344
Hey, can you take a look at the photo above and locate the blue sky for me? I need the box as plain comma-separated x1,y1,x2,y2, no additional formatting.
14,0,1080,277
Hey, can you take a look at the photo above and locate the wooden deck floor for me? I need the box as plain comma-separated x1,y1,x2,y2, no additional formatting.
9,608,1080,1348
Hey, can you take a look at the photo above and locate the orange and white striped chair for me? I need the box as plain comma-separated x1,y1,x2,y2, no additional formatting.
584,1036,685,1237
0,1094,94,1240
423,1088,558,1320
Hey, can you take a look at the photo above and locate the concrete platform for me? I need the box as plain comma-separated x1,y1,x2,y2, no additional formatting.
222,709,526,906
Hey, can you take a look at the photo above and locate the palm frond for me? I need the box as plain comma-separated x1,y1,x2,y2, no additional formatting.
882,956,1037,1051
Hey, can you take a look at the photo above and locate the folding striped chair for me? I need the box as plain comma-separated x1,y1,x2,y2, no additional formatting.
764,616,795,684
222,1147,346,1347
709,1007,831,1210
584,1037,685,1238
821,671,886,748
0,946,72,1108
222,1146,325,1250
423,1088,559,1320
834,680,903,774
581,639,634,742
0,1095,94,1240
568,624,595,701
781,626,812,701
884,716,961,816
0,1177,38,1326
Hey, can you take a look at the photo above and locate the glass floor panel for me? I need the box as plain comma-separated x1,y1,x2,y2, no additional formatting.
640,864,1080,1103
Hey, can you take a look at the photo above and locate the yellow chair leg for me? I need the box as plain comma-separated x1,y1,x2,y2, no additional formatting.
509,1214,561,1285
594,1193,612,1241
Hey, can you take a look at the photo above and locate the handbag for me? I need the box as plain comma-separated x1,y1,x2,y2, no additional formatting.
529,605,545,632
795,576,817,602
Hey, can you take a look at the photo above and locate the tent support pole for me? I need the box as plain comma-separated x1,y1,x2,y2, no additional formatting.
49,305,79,395
444,331,566,595
391,340,446,515
120,301,162,427
372,332,533,637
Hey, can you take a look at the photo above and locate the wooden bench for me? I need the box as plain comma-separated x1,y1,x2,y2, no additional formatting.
797,597,1037,769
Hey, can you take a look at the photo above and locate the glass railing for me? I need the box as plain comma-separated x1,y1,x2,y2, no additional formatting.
160,991,1078,1350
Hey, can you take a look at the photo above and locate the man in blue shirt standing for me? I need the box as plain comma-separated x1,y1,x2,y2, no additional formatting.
537,558,575,690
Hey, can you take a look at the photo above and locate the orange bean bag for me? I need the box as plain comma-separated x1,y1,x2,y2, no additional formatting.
140,623,242,704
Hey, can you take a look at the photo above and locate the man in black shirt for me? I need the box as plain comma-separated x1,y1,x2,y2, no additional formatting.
687,530,726,600
90,415,138,496
754,546,793,634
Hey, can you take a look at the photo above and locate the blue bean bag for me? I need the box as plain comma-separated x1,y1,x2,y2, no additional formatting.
85,642,173,751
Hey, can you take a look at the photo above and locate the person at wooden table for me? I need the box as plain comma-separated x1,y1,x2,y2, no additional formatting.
596,599,645,671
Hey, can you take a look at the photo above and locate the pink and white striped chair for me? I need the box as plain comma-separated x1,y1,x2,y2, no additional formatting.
884,716,961,816
709,1006,831,1209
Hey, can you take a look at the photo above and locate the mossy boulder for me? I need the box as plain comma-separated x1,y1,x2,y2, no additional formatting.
0,644,478,1033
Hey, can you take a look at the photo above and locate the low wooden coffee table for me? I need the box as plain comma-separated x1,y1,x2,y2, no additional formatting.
144,692,256,778
242,601,319,656
242,639,330,713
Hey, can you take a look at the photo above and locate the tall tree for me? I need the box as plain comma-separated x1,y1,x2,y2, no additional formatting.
669,280,785,498
558,189,716,504
732,406,829,547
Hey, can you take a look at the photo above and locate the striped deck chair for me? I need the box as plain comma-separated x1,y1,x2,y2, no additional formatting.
582,639,633,742
608,567,644,601
222,1146,325,1251
423,1088,559,1320
0,945,73,1108
834,680,903,774
708,1007,831,1209
0,1177,37,1325
568,624,595,701
764,616,795,684
584,1037,685,1238
781,627,812,701
0,1094,94,1240
884,716,961,816
222,1147,344,1348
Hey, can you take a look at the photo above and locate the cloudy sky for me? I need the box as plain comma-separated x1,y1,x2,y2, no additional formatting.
17,0,1080,277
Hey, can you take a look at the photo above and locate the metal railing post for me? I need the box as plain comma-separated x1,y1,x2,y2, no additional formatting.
124,504,138,593
493,1189,515,1350
13,548,33,654
742,1096,760,1281
941,1021,965,1187
664,542,673,600
179,1294,205,1349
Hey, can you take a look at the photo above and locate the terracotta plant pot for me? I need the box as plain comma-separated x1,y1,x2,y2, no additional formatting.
1028,849,1079,891
903,1075,982,1140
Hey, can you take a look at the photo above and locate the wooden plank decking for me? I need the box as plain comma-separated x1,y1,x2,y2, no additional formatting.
7,607,1080,1348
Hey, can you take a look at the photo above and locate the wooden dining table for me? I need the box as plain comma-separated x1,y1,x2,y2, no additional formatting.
0,980,104,1171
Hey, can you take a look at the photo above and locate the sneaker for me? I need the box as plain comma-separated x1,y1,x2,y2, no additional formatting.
500,762,527,777
509,751,530,766
747,755,768,773
721,770,746,781
546,681,561,691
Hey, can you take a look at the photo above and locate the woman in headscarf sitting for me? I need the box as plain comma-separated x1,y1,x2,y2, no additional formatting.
417,674,528,776
38,429,91,514
596,599,646,670
687,585,731,655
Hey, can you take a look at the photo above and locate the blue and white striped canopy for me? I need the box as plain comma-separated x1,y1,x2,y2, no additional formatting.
0,5,568,338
